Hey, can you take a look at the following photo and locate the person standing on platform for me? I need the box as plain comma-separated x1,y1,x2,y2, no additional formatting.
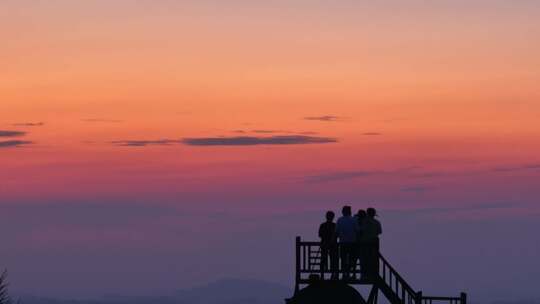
318,211,338,279
336,205,359,280
362,207,382,279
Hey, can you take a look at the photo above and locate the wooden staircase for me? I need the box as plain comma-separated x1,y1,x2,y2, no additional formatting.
294,237,467,304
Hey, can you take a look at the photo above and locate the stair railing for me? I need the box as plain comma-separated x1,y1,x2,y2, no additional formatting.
378,254,467,304
378,253,418,304
420,294,467,304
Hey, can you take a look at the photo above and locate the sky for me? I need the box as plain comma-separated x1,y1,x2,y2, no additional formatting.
1,0,540,301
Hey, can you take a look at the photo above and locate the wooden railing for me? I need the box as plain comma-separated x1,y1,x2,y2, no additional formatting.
295,238,361,283
294,237,467,304
421,295,467,304
378,253,418,304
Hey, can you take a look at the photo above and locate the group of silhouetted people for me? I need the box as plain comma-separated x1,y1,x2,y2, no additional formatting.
318,206,382,280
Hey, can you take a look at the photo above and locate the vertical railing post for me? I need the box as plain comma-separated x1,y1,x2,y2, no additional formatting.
416,291,423,304
460,293,467,304
295,236,301,295
319,242,324,280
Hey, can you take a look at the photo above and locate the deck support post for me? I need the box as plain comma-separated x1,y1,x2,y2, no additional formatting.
367,285,379,304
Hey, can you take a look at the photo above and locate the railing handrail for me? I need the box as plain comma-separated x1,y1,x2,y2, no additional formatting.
297,241,322,246
296,240,416,294
422,296,462,301
378,253,417,296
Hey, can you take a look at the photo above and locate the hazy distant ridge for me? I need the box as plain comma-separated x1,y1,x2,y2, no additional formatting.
20,279,291,304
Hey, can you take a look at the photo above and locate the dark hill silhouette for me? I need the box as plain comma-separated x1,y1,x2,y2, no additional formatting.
287,281,364,304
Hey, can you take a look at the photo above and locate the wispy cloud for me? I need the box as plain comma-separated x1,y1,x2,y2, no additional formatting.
233,129,318,135
111,139,181,147
111,135,337,147
12,122,45,127
182,135,337,146
400,202,517,215
492,164,540,172
411,171,452,178
304,115,342,122
232,129,287,134
305,170,383,183
252,130,282,134
304,166,424,183
0,140,33,148
0,130,26,137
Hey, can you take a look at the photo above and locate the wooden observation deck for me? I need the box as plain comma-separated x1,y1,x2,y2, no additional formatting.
293,237,467,304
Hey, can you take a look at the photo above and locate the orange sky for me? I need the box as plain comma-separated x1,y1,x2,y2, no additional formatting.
2,1,540,206
1,1,540,297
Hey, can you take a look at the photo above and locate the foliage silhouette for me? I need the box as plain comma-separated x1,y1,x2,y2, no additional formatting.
0,270,12,304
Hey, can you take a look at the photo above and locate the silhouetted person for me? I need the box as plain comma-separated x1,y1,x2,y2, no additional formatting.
319,211,338,279
362,207,382,278
354,209,367,278
336,206,359,280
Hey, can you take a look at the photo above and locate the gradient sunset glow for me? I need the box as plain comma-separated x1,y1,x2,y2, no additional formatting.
1,1,540,301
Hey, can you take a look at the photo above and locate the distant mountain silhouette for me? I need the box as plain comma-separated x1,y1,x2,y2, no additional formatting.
176,278,291,304
492,300,540,304
19,278,291,304
15,284,540,304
